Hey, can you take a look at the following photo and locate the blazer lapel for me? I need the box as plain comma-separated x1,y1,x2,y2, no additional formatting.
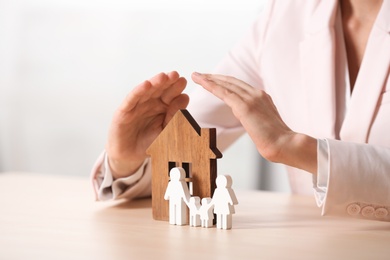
299,0,339,139
340,0,390,143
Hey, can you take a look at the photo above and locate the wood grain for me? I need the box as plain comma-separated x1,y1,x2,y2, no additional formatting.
146,109,222,220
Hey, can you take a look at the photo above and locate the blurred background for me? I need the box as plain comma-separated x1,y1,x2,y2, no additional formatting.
0,0,289,192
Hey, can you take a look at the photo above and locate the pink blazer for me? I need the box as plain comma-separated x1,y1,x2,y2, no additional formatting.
188,0,390,221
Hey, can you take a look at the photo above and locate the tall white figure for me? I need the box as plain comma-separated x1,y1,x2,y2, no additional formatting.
212,175,238,230
164,167,190,225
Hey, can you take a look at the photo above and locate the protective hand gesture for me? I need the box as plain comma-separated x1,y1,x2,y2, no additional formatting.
192,72,316,173
107,71,189,178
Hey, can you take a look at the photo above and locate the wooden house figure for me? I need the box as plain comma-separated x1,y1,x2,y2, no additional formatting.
146,109,222,221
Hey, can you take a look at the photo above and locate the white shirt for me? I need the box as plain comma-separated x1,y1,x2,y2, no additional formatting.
314,6,351,207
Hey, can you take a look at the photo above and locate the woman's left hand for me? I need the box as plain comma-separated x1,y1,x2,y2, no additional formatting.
191,72,317,174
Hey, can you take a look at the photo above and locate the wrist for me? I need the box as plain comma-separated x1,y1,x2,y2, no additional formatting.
272,132,317,174
107,156,145,179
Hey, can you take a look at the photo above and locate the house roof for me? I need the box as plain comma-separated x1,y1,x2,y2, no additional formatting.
146,109,222,159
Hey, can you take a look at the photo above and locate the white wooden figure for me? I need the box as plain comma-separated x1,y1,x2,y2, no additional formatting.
164,167,191,225
199,197,214,228
212,175,238,230
188,196,201,227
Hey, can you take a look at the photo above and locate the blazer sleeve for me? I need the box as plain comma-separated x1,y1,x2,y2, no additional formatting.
90,151,152,201
320,139,390,221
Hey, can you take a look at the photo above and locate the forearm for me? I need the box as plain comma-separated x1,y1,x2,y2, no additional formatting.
271,132,317,174
107,155,145,179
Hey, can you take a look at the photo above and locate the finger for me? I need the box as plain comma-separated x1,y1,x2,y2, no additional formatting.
160,77,187,105
120,79,153,112
150,71,179,91
164,93,190,127
204,76,249,99
167,71,181,81
204,73,254,92
120,71,176,112
140,72,170,102
131,91,189,125
191,72,248,103
194,72,259,120
149,71,182,99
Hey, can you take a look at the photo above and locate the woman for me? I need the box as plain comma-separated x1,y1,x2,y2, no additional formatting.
91,0,390,221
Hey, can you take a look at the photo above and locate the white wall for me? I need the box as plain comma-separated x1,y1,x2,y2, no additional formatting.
0,0,289,192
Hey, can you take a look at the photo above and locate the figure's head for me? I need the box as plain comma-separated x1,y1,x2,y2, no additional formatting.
216,175,233,188
169,167,186,181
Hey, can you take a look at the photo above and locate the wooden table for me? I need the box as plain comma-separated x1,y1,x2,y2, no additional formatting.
1,172,389,259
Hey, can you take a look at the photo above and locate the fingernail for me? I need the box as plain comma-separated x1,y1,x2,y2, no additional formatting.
193,72,202,76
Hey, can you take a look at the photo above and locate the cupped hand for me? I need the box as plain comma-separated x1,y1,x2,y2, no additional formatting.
107,71,189,178
191,72,316,173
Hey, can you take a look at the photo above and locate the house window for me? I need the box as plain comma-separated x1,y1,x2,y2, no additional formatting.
182,162,193,195
168,162,177,176
168,161,178,177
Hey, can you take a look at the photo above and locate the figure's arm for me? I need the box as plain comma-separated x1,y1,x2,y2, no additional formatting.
180,183,191,204
164,185,171,200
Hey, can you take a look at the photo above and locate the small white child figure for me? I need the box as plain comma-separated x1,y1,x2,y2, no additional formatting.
164,167,190,225
188,196,201,227
212,175,238,230
199,197,214,228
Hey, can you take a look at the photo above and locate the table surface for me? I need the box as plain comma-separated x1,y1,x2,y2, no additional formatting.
1,172,389,259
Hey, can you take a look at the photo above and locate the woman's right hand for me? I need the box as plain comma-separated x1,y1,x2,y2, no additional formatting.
106,71,189,179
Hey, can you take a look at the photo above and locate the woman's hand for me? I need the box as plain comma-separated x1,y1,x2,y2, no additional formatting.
191,72,317,174
106,71,189,179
